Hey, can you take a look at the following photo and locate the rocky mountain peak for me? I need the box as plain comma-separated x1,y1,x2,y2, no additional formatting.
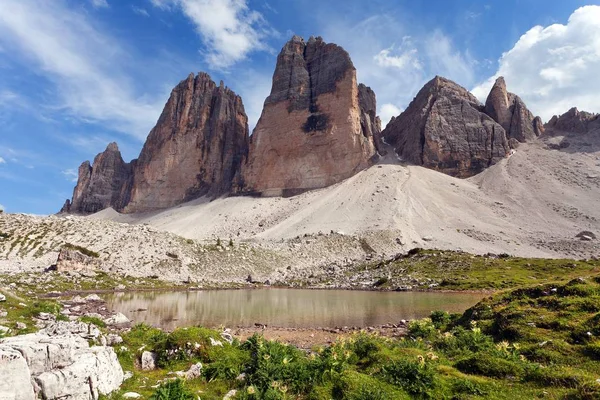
484,76,542,142
546,107,600,134
240,35,379,196
105,142,120,152
382,76,509,177
123,72,249,212
62,72,249,214
62,143,133,215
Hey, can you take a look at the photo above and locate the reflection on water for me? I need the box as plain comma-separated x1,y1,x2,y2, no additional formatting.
104,289,487,330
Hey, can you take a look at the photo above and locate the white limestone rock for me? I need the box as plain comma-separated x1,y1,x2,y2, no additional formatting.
0,322,124,400
0,347,35,400
141,351,157,371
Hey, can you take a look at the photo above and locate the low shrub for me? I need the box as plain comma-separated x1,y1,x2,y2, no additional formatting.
79,315,106,328
407,319,437,340
152,327,222,367
63,243,99,258
380,358,436,397
429,311,451,329
203,346,250,381
242,335,315,396
350,333,381,360
149,379,195,400
434,326,495,356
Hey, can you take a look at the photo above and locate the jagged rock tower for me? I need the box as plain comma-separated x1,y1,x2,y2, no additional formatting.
240,35,381,196
125,73,249,212
63,73,249,214
60,143,132,214
484,77,544,144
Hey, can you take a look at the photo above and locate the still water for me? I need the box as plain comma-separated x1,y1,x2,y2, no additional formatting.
104,289,487,330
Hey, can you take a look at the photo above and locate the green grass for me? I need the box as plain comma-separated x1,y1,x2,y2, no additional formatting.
358,249,600,290
79,315,107,328
63,242,100,258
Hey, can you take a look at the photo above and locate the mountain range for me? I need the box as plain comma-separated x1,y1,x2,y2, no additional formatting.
55,35,600,264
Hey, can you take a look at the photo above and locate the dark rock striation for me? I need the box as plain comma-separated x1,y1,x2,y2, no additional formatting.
382,76,510,178
240,35,380,196
484,77,543,142
62,73,249,214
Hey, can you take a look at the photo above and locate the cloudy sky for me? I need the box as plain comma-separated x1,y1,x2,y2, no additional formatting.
1,0,599,214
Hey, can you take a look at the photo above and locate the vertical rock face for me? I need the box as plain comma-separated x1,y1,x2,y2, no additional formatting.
382,76,510,178
358,84,383,154
63,73,249,215
65,143,133,215
546,107,600,133
240,36,379,196
125,73,249,212
484,77,542,142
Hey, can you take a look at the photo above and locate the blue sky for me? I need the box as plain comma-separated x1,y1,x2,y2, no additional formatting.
1,0,599,214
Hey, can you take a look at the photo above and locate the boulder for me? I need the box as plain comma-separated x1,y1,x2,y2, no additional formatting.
185,362,203,380
382,76,510,177
39,321,101,340
240,36,379,196
0,293,5,302
104,312,130,326
84,294,102,302
107,334,123,346
141,351,157,371
34,347,123,400
576,231,596,241
221,331,234,345
0,347,35,400
0,323,123,399
55,247,100,272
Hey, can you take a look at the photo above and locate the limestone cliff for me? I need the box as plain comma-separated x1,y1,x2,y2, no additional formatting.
124,73,249,212
240,36,380,196
382,76,510,178
62,73,249,214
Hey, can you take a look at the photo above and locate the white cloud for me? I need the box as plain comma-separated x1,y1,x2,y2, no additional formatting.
472,5,600,121
379,104,402,127
90,0,109,9
151,0,274,68
424,30,476,88
0,157,5,164
0,204,4,212
132,6,150,17
374,39,422,70
62,169,79,182
321,14,475,129
0,0,165,139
